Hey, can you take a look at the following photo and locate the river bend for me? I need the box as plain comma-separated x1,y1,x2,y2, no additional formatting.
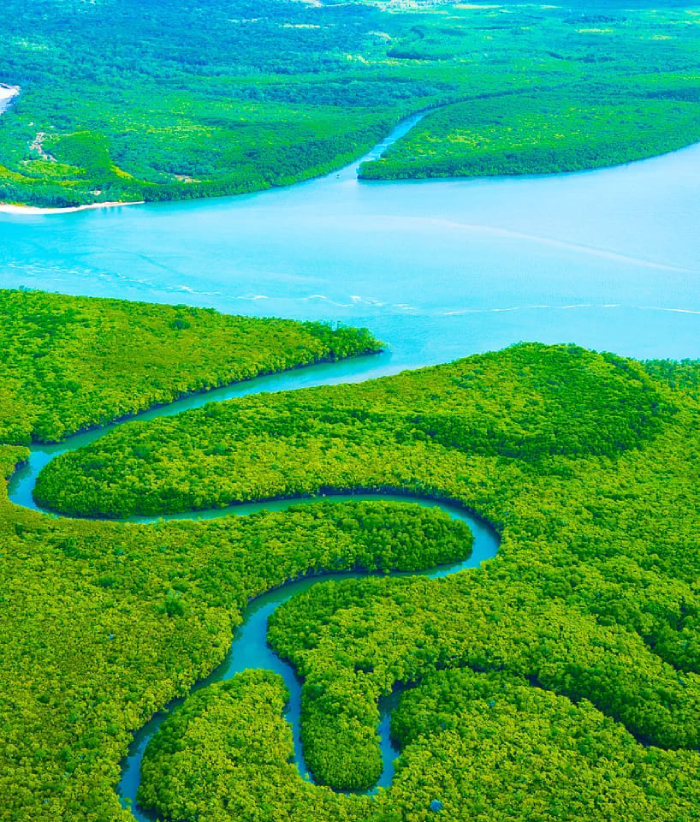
6,355,500,820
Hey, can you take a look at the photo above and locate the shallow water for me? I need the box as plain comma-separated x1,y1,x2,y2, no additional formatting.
2,110,698,817
1,116,699,371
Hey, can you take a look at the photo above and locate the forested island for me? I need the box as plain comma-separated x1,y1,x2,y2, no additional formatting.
2,289,700,821
3,0,700,207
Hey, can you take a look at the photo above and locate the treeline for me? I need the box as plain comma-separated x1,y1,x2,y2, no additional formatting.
0,288,380,444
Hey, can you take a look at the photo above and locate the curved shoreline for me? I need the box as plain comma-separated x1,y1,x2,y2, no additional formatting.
0,81,142,216
0,83,19,112
118,493,499,821
5,351,500,819
0,108,429,216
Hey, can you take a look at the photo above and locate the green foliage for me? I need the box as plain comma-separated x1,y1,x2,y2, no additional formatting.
2,290,700,820
4,2,700,204
387,668,700,820
137,671,367,822
0,288,380,444
643,357,700,397
35,343,674,517
359,93,700,179
138,667,700,822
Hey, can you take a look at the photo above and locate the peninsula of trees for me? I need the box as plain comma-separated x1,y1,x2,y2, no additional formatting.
3,1,700,207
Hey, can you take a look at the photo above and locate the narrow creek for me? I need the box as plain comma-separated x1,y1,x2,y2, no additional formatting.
6,352,500,818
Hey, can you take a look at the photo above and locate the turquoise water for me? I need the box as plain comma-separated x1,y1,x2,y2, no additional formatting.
1,117,699,372
2,116,698,816
115,494,498,820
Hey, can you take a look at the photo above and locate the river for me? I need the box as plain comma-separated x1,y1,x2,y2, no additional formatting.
1,109,698,817
0,114,699,378
115,495,498,819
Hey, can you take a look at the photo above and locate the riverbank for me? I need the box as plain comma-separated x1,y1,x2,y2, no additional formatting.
0,200,145,216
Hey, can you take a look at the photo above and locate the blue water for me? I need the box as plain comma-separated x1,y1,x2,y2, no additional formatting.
2,112,698,817
114,494,498,820
1,116,699,371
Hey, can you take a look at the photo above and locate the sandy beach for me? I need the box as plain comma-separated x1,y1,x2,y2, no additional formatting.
0,200,145,216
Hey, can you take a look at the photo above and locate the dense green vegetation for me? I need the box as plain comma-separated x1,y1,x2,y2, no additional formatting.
3,289,700,820
0,288,380,443
3,1,700,205
642,356,700,396
0,480,468,821
138,668,700,822
359,91,700,179
0,289,465,822
136,671,357,822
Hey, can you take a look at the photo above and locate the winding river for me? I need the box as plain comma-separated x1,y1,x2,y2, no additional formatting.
7,354,500,819
2,92,698,817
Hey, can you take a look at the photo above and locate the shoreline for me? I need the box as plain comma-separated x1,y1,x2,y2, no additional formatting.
1,100,700,216
0,200,145,216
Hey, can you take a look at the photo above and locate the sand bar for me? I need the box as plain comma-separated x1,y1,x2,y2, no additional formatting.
0,200,145,216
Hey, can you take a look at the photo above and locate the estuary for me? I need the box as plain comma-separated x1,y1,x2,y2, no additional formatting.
1,115,699,377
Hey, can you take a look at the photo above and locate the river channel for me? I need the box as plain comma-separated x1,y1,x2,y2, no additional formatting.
1,101,698,817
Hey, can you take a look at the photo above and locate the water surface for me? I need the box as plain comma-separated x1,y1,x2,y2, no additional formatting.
1,119,698,370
